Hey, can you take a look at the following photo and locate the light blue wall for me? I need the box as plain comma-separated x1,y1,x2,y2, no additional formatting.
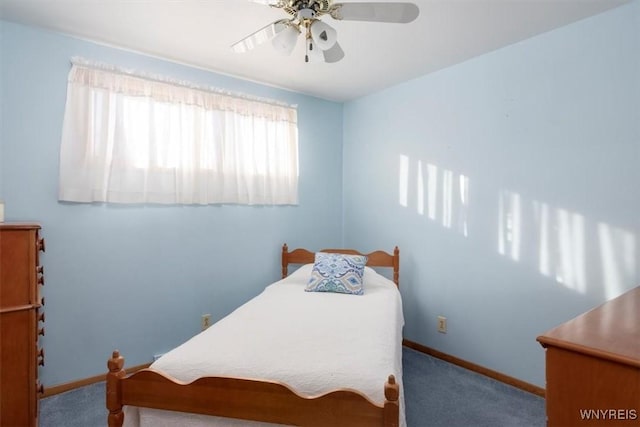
0,20,5,198
0,21,344,386
343,1,639,387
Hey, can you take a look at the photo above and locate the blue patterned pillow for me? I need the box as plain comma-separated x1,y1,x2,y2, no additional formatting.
305,252,368,295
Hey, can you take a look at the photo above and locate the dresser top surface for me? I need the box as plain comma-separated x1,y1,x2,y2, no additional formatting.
0,223,41,230
538,286,640,367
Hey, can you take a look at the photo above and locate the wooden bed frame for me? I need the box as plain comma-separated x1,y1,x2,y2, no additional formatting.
107,244,401,427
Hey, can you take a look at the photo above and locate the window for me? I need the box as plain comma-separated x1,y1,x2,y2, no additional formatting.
59,59,298,205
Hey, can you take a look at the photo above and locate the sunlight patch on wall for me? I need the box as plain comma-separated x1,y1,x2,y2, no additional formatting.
417,161,469,237
558,208,586,294
426,163,438,220
398,156,469,237
498,191,521,262
398,154,409,208
422,163,469,237
598,223,637,299
442,170,453,229
534,203,587,294
399,154,409,208
535,202,551,276
417,161,425,216
459,175,470,237
499,190,637,296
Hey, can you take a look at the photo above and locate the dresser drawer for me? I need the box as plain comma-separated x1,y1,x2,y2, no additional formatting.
0,228,39,307
0,309,38,426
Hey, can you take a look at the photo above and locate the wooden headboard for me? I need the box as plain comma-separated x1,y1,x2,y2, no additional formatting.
281,243,400,287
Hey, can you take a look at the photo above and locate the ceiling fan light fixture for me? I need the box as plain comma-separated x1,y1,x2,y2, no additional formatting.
310,20,337,51
271,24,300,55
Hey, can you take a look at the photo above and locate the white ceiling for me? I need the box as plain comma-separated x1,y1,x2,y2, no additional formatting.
0,0,629,102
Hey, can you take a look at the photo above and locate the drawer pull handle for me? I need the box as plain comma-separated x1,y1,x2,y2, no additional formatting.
37,348,45,366
37,383,45,395
38,312,45,323
37,275,45,286
39,327,45,336
38,238,46,253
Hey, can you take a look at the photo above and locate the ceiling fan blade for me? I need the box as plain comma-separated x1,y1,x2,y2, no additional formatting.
323,42,345,63
249,0,284,5
330,2,419,23
231,19,289,53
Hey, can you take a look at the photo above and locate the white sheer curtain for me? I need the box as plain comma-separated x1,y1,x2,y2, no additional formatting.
59,59,299,205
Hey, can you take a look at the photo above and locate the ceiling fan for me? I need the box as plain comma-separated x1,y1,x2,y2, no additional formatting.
231,0,420,63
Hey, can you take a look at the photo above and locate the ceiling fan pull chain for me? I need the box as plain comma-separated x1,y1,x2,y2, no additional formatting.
305,37,309,63
305,23,312,63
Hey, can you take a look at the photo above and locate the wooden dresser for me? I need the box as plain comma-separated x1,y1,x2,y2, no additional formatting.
537,287,640,426
0,223,46,427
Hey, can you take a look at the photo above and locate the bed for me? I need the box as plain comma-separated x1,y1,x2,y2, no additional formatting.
107,244,403,427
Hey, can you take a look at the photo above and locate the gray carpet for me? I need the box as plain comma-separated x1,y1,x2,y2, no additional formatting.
40,347,545,426
402,347,544,426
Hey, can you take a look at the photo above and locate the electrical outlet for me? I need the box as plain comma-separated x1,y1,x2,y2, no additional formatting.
201,314,212,331
437,315,447,333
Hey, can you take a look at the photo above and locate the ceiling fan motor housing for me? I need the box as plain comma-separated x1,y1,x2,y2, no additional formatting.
298,8,316,19
284,0,332,17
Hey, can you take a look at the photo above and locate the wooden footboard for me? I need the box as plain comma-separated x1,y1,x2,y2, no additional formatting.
107,351,399,427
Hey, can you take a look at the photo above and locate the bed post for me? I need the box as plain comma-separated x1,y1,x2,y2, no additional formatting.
393,246,400,286
107,350,126,427
281,243,289,279
383,375,400,427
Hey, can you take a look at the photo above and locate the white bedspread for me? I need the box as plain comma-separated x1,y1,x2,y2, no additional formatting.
123,264,405,427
